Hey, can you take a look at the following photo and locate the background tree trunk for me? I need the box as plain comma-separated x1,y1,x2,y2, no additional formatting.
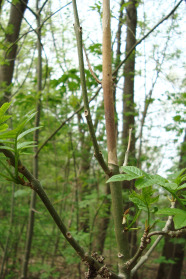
121,2,138,278
102,1,130,277
122,0,137,165
21,1,42,277
0,0,29,105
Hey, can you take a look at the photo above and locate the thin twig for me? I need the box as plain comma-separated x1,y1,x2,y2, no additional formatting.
131,202,176,275
83,45,102,84
137,14,175,167
123,128,132,166
113,0,183,76
72,0,111,176
5,30,36,58
36,87,101,156
39,0,49,13
11,48,36,98
0,143,121,279
40,2,72,30
148,228,186,238
19,0,37,17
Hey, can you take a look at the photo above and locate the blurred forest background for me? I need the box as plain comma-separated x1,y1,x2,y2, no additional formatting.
0,0,185,278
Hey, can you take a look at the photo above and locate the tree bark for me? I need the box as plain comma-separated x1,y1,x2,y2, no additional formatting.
0,0,29,105
92,0,125,255
121,2,138,278
102,1,130,277
122,0,137,166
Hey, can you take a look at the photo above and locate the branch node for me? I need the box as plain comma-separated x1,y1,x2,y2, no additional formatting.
84,110,88,116
118,252,124,258
91,252,105,263
98,265,111,278
18,165,25,172
66,232,72,238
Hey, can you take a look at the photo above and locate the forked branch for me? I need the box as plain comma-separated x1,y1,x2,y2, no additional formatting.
113,0,183,76
72,0,111,176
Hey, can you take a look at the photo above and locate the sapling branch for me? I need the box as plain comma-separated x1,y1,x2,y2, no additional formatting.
72,0,111,176
131,202,175,275
83,45,102,84
147,228,186,238
0,143,122,279
123,128,132,166
125,228,150,270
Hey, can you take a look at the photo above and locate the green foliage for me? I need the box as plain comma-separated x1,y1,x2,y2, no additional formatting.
153,256,176,264
107,165,186,229
0,103,42,183
107,166,145,183
88,43,102,55
90,1,102,16
156,208,186,229
0,1,185,277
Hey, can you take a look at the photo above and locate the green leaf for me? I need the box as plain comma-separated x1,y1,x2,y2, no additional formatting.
0,123,9,132
0,172,15,182
0,129,18,139
0,115,11,125
18,145,36,150
0,160,15,180
142,187,159,205
120,166,145,177
17,141,36,150
107,173,143,183
156,208,186,229
0,140,15,144
0,145,14,152
174,212,186,229
164,182,178,191
16,111,37,136
0,102,11,117
135,175,168,189
129,191,147,210
170,168,186,181
177,183,186,190
154,256,176,264
135,178,157,189
17,126,42,141
151,174,168,185
173,115,181,122
156,208,185,215
181,175,186,183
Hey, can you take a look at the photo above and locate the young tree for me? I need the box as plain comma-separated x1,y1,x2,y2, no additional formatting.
0,1,185,279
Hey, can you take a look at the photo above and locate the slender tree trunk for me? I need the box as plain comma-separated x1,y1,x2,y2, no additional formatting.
0,0,3,12
21,1,42,277
92,0,125,255
102,1,130,278
156,131,186,279
77,114,91,233
121,2,138,278
0,0,29,105
122,0,137,164
122,0,137,165
0,3,28,273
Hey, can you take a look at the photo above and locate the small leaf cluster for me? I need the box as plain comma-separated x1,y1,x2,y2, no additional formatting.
0,102,41,183
107,166,186,229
